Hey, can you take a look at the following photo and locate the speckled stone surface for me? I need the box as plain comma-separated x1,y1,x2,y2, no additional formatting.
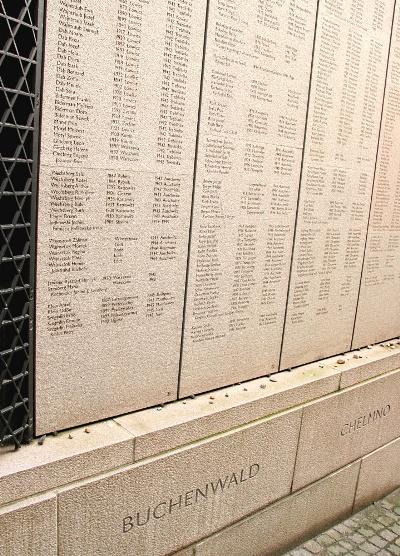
58,408,301,556
293,368,400,490
35,0,207,435
118,363,340,461
352,0,400,351
194,462,360,556
0,493,57,556
0,420,134,506
355,437,400,512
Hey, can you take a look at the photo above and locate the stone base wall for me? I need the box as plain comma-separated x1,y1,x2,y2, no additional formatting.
1,342,400,556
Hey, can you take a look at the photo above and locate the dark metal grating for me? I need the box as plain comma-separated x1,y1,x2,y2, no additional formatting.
0,0,42,447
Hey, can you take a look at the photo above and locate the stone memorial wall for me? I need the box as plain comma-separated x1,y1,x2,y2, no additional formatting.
180,0,318,395
353,1,400,349
36,0,207,433
3,345,400,555
35,0,400,434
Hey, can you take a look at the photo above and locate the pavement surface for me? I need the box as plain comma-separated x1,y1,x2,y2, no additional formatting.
286,488,400,555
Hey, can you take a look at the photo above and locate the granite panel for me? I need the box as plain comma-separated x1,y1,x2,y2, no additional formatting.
352,2,400,349
58,408,301,556
180,0,318,395
195,462,360,556
339,342,400,388
281,0,395,369
293,368,400,490
0,493,57,556
354,436,400,512
35,0,207,433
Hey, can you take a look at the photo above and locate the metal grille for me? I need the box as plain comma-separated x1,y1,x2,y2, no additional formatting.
0,0,43,447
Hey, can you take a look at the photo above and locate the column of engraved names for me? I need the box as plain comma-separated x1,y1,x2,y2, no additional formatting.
156,0,193,166
42,0,98,344
96,1,142,337
149,0,195,327
280,0,395,369
52,0,95,165
353,2,400,347
180,0,318,396
36,0,205,433
109,0,141,163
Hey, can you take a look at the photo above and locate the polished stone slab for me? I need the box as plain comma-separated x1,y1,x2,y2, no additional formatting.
353,2,400,349
0,493,57,556
354,436,400,512
195,462,360,556
35,0,207,434
293,368,400,490
58,408,301,556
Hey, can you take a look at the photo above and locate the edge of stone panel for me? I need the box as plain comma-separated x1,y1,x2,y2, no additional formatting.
117,361,341,461
1,343,399,508
0,420,135,507
0,491,58,556
0,491,57,517
354,435,400,512
337,341,400,389
117,343,400,461
55,403,302,499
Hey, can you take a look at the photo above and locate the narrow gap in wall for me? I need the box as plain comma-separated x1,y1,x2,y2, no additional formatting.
30,0,47,439
277,0,321,372
177,0,212,399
